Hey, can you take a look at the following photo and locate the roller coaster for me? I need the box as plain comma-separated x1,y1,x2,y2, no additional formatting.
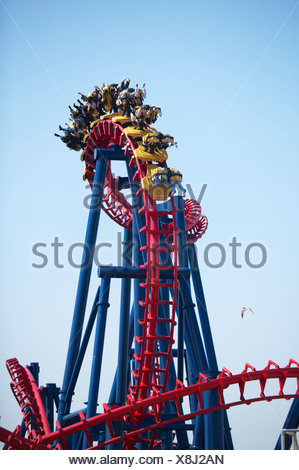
1,79,298,450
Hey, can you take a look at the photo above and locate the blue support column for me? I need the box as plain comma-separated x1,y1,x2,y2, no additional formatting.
192,413,205,450
159,429,173,449
188,243,232,450
28,363,40,385
105,229,133,450
83,274,111,448
185,350,205,450
108,304,135,405
58,152,108,422
179,276,208,373
116,228,133,406
202,372,224,450
188,243,218,371
157,287,190,449
72,431,81,451
174,195,188,268
177,292,185,384
63,287,101,415
42,383,60,432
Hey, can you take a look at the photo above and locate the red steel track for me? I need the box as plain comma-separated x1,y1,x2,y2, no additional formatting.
6,358,50,441
130,195,179,404
1,359,298,450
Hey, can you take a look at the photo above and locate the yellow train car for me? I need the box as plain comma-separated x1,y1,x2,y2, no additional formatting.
141,164,183,201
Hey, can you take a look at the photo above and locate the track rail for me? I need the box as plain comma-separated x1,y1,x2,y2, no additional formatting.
0,425,48,450
2,359,297,450
129,193,179,404
5,358,51,443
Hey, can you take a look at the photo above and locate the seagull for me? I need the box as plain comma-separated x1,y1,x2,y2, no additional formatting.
241,307,254,319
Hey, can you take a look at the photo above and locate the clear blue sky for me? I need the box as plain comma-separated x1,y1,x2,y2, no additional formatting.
0,0,298,450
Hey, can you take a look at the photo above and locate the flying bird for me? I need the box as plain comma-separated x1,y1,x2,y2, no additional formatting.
241,307,254,319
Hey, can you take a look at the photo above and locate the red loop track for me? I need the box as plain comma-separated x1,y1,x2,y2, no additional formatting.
83,119,208,241
1,359,298,450
4,358,51,448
